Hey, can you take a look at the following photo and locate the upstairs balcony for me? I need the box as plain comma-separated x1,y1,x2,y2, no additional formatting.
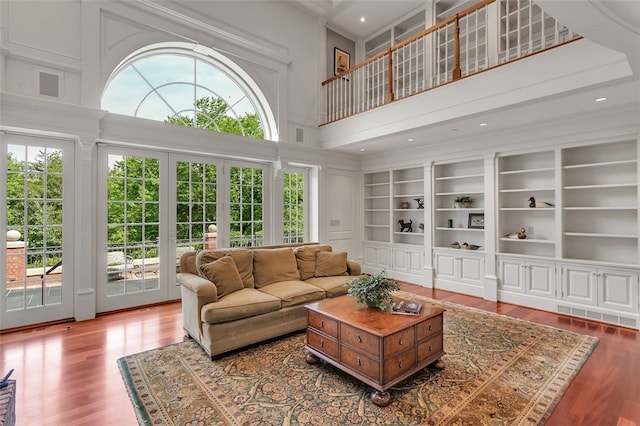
321,0,581,125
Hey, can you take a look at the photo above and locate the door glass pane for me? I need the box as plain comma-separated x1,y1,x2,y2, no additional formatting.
5,144,63,310
106,155,160,296
284,171,305,243
230,166,263,247
176,161,216,262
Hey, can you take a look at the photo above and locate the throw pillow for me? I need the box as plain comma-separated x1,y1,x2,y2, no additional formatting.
200,255,244,298
294,245,332,280
253,248,300,288
197,249,254,288
315,251,348,277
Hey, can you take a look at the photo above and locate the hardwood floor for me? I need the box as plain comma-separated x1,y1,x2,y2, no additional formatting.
1,284,638,426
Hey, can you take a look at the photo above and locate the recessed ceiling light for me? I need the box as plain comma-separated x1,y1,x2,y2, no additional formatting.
407,138,414,142
450,128,458,132
595,97,607,102
359,148,366,152
479,122,488,127
360,17,366,23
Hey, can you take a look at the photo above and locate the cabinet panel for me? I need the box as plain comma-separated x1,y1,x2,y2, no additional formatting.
499,259,524,292
392,248,424,274
434,252,457,280
363,245,390,269
460,256,484,284
527,263,556,298
599,268,639,313
562,266,597,306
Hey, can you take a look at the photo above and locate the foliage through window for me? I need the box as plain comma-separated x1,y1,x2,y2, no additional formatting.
102,49,270,140
284,171,305,243
229,166,263,247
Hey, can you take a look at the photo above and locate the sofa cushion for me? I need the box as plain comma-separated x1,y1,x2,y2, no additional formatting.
315,251,348,277
305,276,352,298
197,249,254,288
199,256,244,299
201,288,281,324
294,245,332,280
253,248,300,288
258,280,326,308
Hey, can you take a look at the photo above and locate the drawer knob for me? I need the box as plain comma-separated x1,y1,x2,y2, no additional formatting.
320,320,324,328
320,340,324,348
429,344,433,352
357,357,361,366
357,334,362,343
428,324,432,331
398,359,403,368
399,337,404,345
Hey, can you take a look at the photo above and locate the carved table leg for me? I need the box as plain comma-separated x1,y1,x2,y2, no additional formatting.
305,352,320,364
370,390,391,407
433,358,445,370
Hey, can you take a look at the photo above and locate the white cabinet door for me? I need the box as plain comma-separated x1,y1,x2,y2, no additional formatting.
598,268,639,313
562,265,598,306
363,244,391,269
526,262,556,299
434,251,457,281
459,256,484,285
499,258,555,298
498,258,525,293
392,248,424,274
436,251,483,284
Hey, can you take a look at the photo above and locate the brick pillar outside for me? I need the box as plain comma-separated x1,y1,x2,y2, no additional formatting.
6,231,26,283
204,224,217,250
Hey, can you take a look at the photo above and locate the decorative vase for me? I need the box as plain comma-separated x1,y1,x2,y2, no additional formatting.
400,201,409,209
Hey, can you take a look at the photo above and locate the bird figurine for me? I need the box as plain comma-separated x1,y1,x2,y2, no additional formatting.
462,243,481,250
528,197,554,208
451,241,461,249
506,228,527,239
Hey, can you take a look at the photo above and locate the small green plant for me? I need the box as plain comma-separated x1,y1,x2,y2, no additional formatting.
345,270,400,311
454,195,473,204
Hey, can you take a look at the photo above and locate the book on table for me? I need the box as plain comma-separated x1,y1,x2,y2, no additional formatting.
392,300,423,315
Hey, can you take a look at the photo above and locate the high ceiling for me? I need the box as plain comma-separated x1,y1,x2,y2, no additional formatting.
291,0,469,40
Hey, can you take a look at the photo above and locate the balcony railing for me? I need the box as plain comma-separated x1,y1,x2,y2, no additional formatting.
321,0,581,124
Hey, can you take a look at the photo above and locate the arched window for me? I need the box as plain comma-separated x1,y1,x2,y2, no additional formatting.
102,42,278,141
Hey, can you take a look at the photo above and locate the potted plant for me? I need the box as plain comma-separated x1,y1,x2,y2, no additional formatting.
454,195,474,208
345,270,400,311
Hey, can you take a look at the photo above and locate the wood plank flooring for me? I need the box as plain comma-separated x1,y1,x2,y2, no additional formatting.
1,283,638,426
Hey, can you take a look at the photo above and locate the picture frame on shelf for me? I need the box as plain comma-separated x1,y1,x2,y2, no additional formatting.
468,213,484,229
334,47,350,75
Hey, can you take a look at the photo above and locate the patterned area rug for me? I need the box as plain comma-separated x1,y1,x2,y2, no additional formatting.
118,291,598,425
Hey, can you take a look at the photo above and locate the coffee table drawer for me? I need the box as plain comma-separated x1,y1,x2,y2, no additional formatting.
307,329,339,360
340,345,379,381
383,327,415,357
308,311,338,338
383,348,416,381
417,334,443,361
416,314,443,340
340,323,379,357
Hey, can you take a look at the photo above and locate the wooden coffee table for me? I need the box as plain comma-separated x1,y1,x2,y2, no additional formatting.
304,295,445,406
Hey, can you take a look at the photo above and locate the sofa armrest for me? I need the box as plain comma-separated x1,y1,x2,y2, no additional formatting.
178,273,218,341
178,273,218,303
346,260,361,276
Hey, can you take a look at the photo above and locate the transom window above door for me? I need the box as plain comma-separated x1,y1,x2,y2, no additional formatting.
101,42,277,141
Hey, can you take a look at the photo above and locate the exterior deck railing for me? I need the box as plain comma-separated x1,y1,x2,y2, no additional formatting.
321,0,581,124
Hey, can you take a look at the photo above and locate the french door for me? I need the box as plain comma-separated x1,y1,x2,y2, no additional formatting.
98,147,229,312
1,134,74,329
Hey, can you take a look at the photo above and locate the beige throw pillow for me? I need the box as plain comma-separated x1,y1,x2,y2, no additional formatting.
295,245,332,280
200,256,244,298
253,248,300,288
198,249,254,288
315,251,348,277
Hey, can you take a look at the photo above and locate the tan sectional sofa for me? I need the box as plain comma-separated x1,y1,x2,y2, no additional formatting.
178,242,363,358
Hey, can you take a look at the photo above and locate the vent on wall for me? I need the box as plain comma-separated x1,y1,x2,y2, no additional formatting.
558,304,638,329
295,127,304,143
39,72,59,97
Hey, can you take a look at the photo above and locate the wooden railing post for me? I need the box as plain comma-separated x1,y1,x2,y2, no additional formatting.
453,14,462,80
387,49,394,103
